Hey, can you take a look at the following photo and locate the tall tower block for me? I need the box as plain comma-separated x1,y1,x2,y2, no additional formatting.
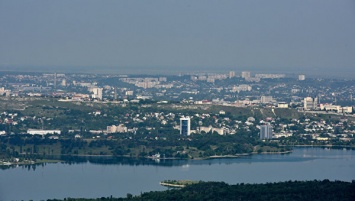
180,117,191,136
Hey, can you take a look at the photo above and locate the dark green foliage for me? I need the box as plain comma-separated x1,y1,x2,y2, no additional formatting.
134,180,355,201
47,180,355,201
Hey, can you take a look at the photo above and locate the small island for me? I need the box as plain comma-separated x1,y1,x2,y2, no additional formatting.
160,180,200,188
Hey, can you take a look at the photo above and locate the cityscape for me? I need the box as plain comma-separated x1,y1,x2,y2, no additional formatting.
1,0,355,200
1,70,354,158
1,70,355,200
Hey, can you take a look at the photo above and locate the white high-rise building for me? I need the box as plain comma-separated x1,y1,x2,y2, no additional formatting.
298,75,306,81
229,71,235,78
91,87,103,100
180,117,191,136
61,79,67,87
304,97,318,110
260,124,273,139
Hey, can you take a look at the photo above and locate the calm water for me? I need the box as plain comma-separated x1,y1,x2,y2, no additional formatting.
1,147,354,200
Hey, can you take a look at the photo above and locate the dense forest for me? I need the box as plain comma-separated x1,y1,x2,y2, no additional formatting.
48,180,355,201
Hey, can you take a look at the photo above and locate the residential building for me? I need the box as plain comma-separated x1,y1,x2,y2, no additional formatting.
180,117,191,136
255,74,285,79
260,124,273,139
27,129,61,135
91,87,103,100
320,104,353,113
261,96,274,104
125,91,134,96
241,71,251,79
229,71,235,78
198,126,225,135
107,124,128,133
233,85,252,92
304,97,318,110
278,102,289,108
61,79,67,87
245,77,261,82
298,74,305,81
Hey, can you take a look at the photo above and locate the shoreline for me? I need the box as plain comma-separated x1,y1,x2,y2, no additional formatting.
160,182,185,188
0,152,277,166
3,146,354,166
0,159,62,166
252,150,292,155
160,180,200,188
280,145,355,149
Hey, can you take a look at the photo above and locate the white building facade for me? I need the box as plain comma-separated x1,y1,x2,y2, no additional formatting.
180,117,191,136
260,124,273,139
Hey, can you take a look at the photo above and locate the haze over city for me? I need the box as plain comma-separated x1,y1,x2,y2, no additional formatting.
1,1,355,200
1,0,355,77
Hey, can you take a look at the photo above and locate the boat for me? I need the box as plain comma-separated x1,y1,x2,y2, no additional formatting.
151,153,160,159
1,162,12,166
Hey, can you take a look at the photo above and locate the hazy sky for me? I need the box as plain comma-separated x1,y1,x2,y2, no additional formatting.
0,0,354,74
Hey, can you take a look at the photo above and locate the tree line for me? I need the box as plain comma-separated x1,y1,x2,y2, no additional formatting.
47,180,355,201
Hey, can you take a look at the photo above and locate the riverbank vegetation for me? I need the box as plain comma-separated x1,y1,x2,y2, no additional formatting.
0,131,290,163
47,180,355,201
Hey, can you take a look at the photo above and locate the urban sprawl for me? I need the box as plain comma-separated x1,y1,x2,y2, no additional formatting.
1,71,355,165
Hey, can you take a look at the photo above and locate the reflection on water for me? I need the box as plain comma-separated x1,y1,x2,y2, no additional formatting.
0,147,354,201
1,147,354,170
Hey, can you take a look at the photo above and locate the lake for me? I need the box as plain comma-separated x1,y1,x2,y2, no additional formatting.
1,147,354,200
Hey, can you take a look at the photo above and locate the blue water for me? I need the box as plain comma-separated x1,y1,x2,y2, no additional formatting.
0,147,354,200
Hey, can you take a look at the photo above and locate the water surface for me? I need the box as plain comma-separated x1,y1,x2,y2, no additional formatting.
0,147,354,200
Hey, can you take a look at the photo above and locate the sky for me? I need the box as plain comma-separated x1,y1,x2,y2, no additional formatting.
0,0,355,75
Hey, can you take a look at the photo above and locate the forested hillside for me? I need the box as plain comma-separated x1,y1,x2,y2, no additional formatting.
48,180,355,201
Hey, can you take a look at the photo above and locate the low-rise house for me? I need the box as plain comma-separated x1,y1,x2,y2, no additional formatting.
107,124,128,133
27,129,61,135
